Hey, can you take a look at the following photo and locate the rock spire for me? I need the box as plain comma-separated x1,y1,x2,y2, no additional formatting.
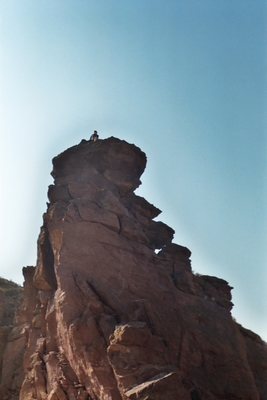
0,137,266,400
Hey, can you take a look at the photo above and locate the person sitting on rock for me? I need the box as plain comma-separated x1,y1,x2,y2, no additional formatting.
90,130,99,142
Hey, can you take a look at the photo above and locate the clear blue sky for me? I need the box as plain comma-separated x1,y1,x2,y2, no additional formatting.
1,0,266,340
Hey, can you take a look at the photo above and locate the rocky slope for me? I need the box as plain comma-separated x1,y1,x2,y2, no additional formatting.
0,137,266,400
0,277,23,399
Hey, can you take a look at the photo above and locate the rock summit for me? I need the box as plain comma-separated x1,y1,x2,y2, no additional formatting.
0,137,266,400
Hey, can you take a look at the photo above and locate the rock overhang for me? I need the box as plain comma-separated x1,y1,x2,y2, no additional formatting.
1,136,265,400
51,137,147,195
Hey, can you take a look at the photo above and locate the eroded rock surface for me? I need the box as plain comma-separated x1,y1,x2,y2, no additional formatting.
1,137,266,399
0,276,24,399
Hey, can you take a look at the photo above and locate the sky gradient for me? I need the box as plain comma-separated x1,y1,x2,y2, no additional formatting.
1,0,266,340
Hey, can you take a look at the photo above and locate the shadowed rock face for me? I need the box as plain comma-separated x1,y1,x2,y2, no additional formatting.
1,137,266,400
0,278,23,393
0,272,32,400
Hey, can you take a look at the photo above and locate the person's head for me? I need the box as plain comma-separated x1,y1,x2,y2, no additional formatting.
94,130,97,134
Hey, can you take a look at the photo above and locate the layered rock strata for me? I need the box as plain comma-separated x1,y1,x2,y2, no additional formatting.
1,137,266,400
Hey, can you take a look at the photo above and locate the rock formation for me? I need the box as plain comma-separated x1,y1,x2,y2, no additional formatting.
0,137,266,400
0,277,23,399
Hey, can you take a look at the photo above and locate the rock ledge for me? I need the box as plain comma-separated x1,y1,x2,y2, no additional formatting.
0,137,266,400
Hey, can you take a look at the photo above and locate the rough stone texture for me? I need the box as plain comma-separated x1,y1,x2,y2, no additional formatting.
239,326,267,400
1,137,267,399
0,276,24,400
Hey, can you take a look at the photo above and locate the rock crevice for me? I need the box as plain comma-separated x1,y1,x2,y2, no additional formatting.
0,137,266,400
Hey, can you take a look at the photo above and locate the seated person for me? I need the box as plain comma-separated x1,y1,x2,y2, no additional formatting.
90,130,99,141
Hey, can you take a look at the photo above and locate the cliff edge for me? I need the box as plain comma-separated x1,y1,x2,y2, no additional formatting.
0,137,266,400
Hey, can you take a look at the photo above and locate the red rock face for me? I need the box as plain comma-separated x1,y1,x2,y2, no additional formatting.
0,269,35,400
1,137,266,400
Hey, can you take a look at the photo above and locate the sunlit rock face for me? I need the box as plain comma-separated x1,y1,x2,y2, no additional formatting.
1,137,266,400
